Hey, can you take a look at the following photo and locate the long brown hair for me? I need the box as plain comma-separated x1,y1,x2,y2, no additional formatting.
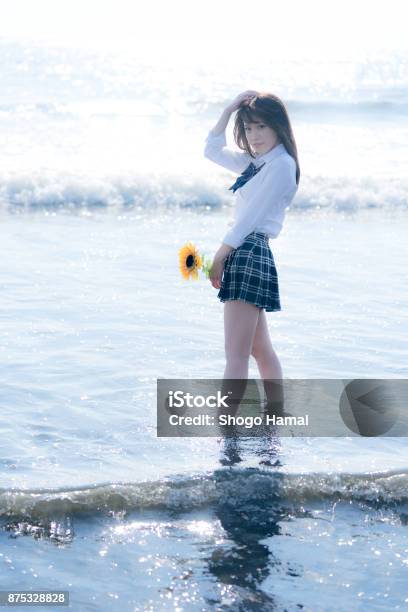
233,93,300,185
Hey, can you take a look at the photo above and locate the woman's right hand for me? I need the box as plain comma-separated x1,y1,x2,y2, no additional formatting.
227,90,259,113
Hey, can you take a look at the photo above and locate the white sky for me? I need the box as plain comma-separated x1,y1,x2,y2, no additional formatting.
1,0,407,61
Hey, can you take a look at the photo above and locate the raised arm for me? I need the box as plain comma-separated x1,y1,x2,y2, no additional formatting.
204,90,258,173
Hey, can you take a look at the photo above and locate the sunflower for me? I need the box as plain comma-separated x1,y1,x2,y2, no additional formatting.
179,242,203,280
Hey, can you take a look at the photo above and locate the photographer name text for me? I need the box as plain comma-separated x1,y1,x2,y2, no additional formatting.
168,414,309,428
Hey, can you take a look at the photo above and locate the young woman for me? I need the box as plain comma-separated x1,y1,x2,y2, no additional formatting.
204,90,300,391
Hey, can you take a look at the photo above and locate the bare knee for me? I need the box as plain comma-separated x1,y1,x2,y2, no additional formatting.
225,346,252,362
251,342,273,362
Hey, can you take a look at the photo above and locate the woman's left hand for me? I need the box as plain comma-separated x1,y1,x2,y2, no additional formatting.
209,257,225,289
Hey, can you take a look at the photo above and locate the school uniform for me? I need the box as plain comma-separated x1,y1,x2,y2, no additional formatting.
204,128,298,311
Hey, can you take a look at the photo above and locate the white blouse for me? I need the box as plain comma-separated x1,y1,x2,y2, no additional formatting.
204,128,298,249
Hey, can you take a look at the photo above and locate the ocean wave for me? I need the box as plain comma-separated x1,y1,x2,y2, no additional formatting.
286,99,408,117
0,100,166,119
1,467,407,520
0,172,407,213
201,100,408,122
2,99,408,121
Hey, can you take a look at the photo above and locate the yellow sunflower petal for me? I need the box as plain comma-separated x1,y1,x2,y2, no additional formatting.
178,241,203,280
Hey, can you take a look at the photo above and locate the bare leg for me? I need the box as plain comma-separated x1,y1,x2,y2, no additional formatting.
251,309,284,412
221,300,261,417
224,300,261,379
251,309,283,379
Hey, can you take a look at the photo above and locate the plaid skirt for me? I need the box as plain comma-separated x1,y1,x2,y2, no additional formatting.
217,231,281,312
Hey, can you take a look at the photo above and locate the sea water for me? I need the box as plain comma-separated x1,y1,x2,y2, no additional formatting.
0,40,407,611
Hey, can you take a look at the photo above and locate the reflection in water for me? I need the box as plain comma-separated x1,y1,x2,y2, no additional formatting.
206,380,304,607
207,466,310,610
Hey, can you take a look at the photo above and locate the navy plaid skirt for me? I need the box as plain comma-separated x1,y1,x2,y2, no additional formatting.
217,231,281,312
